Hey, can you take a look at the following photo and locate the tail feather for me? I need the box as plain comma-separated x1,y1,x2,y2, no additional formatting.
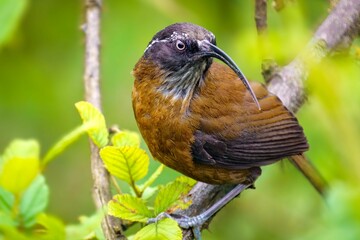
289,154,328,196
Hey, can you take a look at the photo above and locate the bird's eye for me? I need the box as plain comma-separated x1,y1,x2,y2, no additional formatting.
176,40,186,51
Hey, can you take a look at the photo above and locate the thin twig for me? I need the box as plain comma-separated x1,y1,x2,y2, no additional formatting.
83,0,125,239
254,0,277,82
255,0,267,35
180,0,360,239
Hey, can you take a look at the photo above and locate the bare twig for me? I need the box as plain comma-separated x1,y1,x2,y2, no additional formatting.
255,0,267,35
180,0,360,239
254,0,277,82
83,0,125,239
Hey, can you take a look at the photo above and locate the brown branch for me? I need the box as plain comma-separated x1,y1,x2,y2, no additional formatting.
180,0,360,239
83,0,125,239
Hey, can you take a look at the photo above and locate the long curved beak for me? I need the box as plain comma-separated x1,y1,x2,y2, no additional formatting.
198,40,261,110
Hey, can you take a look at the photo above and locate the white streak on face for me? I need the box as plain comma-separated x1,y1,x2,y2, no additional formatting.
144,31,190,53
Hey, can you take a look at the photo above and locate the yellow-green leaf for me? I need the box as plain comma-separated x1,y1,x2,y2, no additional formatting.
75,101,108,148
36,213,66,240
111,130,141,147
154,177,193,215
108,194,153,223
0,157,39,194
100,146,149,184
134,218,182,240
65,210,104,240
2,139,39,161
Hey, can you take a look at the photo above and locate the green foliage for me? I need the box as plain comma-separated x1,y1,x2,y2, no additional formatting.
108,194,153,223
36,213,66,240
100,146,149,185
65,210,104,240
75,101,109,148
0,103,107,239
102,126,195,239
0,140,40,195
20,175,49,228
0,101,194,239
133,218,182,240
154,177,194,215
112,130,141,147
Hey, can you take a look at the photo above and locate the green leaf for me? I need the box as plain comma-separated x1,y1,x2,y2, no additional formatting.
108,194,153,222
20,175,49,228
154,177,194,215
2,139,40,161
111,130,141,147
42,124,89,167
134,218,182,240
0,139,40,194
35,213,66,240
0,186,15,214
0,157,39,194
75,101,109,148
100,146,149,184
0,0,27,48
0,225,30,240
65,210,104,240
140,164,164,194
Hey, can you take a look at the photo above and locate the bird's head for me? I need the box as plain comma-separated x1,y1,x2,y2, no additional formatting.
141,22,260,110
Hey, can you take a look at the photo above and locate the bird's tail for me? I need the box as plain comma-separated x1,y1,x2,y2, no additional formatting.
289,154,328,197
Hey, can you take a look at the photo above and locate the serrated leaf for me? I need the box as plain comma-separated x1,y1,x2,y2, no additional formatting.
174,175,197,186
154,178,193,215
65,210,104,240
134,218,182,240
35,213,66,240
20,175,49,228
100,146,149,184
75,101,109,148
108,194,153,222
0,0,27,48
0,157,39,194
0,186,15,214
111,130,141,147
42,124,89,167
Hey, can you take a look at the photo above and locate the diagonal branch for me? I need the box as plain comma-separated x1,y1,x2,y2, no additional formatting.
83,0,125,239
180,0,360,239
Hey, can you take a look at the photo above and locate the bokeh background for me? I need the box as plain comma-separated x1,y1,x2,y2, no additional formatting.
1,0,360,239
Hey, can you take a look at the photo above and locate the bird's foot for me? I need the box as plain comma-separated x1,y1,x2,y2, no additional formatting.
147,212,205,240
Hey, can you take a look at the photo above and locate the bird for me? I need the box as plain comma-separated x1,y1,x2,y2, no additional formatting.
132,22,326,237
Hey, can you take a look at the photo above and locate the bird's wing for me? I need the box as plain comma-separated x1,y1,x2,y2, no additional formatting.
190,79,308,169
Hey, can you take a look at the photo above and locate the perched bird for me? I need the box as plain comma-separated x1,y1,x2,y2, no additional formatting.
132,22,326,234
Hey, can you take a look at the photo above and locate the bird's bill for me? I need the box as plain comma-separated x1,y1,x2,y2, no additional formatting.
197,40,261,110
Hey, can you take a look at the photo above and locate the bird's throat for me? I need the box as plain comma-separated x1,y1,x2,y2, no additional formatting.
157,62,207,114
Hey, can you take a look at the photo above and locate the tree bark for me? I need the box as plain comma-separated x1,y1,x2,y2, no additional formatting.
83,0,125,239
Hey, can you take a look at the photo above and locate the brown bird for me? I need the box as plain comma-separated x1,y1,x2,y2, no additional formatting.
132,22,326,235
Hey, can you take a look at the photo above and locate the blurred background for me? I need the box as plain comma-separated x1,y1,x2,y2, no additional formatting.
1,0,359,239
